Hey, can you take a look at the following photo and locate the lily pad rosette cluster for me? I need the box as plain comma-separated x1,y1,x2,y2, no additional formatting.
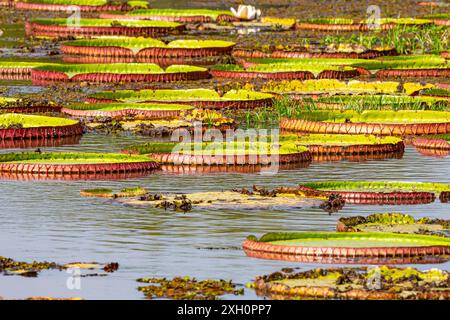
0,152,160,180
253,266,450,300
0,114,82,141
281,110,450,135
87,89,274,110
25,18,185,39
122,141,312,166
31,63,210,84
61,38,236,63
99,8,238,23
298,181,450,205
14,0,147,12
243,232,450,264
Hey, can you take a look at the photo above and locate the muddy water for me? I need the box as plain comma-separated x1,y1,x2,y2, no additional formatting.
0,134,448,299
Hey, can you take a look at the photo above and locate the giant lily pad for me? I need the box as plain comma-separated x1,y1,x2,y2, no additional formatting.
122,141,312,166
26,18,184,39
0,152,160,179
13,0,148,12
62,103,194,119
14,0,146,11
87,89,274,110
211,63,362,80
281,134,404,156
61,38,236,61
0,113,82,141
281,110,450,135
243,232,450,264
31,63,210,84
0,61,58,80
299,181,450,204
100,8,236,23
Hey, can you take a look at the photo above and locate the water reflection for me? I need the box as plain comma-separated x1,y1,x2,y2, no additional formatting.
0,134,449,299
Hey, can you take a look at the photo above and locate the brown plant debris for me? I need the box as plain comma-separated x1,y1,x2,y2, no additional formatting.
137,276,244,300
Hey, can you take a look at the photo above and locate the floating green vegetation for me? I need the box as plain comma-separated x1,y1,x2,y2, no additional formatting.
35,63,207,78
260,17,297,28
63,37,235,50
352,55,449,70
370,266,448,283
127,1,148,8
83,109,234,136
281,134,402,146
338,213,450,236
0,255,118,277
0,114,78,129
254,231,450,247
262,80,439,97
29,18,182,28
90,89,273,103
137,277,244,300
0,97,19,106
125,8,234,19
0,152,154,164
80,187,148,198
292,110,450,123
66,103,194,112
301,181,450,193
251,55,449,71
124,141,308,156
262,79,402,95
254,266,450,300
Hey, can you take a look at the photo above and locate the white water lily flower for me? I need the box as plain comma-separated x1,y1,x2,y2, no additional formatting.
230,5,261,20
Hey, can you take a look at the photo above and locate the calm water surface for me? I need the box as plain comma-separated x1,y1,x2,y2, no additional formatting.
0,134,449,299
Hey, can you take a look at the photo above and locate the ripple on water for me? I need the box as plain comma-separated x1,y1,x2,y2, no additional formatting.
0,134,449,299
